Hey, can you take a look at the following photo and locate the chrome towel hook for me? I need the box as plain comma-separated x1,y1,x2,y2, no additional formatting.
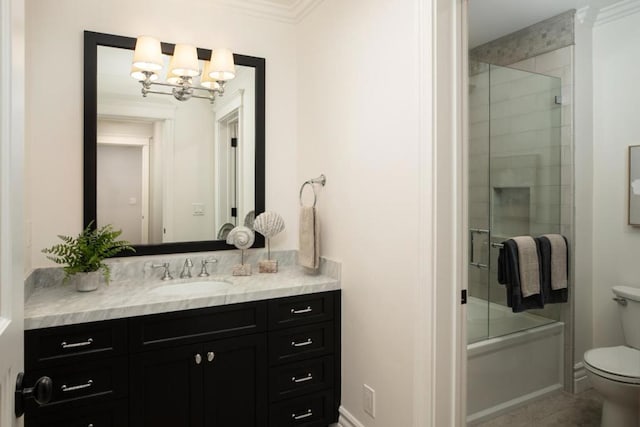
299,174,327,208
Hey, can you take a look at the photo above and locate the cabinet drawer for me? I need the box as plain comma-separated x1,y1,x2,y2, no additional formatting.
269,292,334,330
24,356,128,413
25,399,128,427
269,390,334,427
269,322,334,365
25,319,127,369
269,356,333,402
129,301,266,352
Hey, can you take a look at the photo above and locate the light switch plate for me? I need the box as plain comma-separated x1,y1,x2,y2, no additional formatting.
192,203,205,216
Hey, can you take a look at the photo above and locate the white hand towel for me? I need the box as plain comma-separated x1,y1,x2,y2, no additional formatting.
299,206,320,269
512,236,541,297
542,234,568,290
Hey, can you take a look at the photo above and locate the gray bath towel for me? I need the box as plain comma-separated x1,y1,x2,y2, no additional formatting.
512,236,541,297
542,234,568,290
497,239,545,312
298,206,320,269
536,235,569,304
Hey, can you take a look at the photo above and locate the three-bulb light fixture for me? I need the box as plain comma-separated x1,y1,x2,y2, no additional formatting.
130,36,236,103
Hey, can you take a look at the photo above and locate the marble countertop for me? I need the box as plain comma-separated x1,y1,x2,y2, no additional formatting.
24,251,340,330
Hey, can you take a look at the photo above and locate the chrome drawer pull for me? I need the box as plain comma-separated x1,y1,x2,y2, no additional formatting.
195,354,202,365
291,373,313,383
207,352,215,362
290,306,312,315
291,338,313,347
291,409,313,420
60,338,94,349
61,379,93,392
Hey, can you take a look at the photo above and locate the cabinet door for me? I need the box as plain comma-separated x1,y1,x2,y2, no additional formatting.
130,343,203,427
202,334,267,427
26,399,128,427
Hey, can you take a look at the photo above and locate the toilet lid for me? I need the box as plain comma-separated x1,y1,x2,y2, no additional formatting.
584,346,640,384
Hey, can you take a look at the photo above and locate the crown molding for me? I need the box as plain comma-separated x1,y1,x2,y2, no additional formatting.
576,6,595,25
595,0,640,27
214,0,324,24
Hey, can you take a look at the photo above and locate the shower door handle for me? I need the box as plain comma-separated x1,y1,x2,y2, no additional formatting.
469,228,489,269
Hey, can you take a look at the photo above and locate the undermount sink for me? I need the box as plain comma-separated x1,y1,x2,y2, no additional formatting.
150,280,232,297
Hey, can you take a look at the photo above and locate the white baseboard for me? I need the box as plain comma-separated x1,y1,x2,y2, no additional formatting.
573,362,592,394
337,406,366,427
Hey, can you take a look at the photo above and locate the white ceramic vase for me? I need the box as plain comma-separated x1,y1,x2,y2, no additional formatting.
70,271,101,292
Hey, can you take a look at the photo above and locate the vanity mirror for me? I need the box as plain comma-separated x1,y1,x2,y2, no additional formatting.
84,31,265,255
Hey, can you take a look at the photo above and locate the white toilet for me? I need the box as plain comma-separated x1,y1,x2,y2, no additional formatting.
584,286,640,427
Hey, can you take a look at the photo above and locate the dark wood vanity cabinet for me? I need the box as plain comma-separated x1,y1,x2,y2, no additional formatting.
23,290,340,427
129,334,267,427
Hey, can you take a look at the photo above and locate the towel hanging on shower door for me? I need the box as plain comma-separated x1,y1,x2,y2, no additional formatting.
498,239,545,313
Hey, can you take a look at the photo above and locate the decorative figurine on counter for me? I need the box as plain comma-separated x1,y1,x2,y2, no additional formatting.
253,211,285,273
226,226,255,276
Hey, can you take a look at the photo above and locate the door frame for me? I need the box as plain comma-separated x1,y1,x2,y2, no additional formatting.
419,0,468,425
0,0,24,425
98,100,176,242
97,135,150,244
213,89,244,233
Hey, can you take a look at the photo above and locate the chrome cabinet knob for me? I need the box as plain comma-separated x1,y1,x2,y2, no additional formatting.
207,351,215,362
195,353,202,365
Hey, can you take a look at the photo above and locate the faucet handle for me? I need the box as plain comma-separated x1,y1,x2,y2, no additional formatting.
152,262,173,281
199,258,218,277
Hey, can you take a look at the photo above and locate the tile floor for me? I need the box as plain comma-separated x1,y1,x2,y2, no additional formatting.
474,389,603,427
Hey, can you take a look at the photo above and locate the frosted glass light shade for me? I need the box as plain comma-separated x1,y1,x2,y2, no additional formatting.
131,66,158,81
200,61,221,90
169,44,200,77
132,36,163,72
209,48,235,81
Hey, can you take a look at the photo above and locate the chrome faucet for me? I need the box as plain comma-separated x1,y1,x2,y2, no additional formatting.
152,262,173,281
199,258,218,277
180,258,194,279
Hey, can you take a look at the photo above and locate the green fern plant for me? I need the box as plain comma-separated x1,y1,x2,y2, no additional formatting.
42,222,135,283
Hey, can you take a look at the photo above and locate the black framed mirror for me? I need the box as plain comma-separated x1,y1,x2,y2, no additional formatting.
84,31,265,256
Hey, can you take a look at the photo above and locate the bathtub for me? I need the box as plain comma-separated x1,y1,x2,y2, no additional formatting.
466,297,565,424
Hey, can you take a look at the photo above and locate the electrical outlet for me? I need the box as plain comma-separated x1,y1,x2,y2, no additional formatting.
363,384,375,418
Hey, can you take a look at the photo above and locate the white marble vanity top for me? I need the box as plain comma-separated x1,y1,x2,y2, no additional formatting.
24,250,340,330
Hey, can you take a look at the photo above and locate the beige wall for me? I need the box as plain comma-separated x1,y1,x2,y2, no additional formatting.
25,0,299,270
591,9,640,348
297,0,423,425
26,1,438,425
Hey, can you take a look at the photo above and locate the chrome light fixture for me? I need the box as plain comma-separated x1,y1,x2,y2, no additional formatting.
131,36,235,103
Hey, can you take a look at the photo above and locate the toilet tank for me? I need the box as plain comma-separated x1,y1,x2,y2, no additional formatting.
612,286,640,349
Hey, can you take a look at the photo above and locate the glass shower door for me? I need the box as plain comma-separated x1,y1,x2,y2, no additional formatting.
467,62,491,344
467,62,562,343
487,64,562,336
